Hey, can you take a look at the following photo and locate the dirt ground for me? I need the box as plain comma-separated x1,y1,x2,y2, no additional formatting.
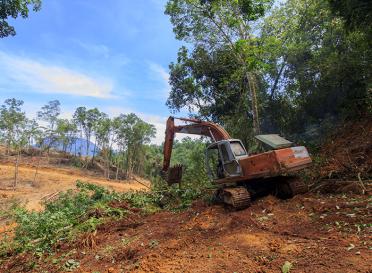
0,120,371,273
3,192,370,273
0,163,149,211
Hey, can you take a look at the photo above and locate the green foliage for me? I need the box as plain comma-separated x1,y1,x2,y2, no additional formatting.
55,118,77,152
328,0,372,32
0,98,32,154
166,0,371,148
146,138,214,210
0,0,42,38
260,0,371,137
1,181,136,255
113,113,156,178
166,0,273,135
281,261,293,273
167,45,260,147
0,179,207,256
170,137,210,186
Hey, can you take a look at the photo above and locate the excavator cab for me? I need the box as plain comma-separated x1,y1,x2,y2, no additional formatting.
206,139,247,180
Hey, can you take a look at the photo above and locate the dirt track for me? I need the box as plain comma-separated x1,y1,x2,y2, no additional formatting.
0,163,148,211
4,192,370,273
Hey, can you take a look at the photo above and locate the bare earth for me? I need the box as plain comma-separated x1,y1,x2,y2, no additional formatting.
0,163,148,211
2,192,371,273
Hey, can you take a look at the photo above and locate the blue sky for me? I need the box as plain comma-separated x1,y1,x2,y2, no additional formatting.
0,0,184,144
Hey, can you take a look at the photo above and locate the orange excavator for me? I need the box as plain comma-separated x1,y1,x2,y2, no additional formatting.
162,116,312,209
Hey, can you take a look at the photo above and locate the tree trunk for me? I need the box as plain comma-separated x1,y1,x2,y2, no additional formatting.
33,158,40,186
246,71,260,135
126,150,131,179
79,130,83,158
14,150,20,189
115,164,119,180
106,154,110,180
91,139,97,163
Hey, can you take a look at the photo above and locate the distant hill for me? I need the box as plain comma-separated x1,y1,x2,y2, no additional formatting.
60,138,98,157
38,138,98,157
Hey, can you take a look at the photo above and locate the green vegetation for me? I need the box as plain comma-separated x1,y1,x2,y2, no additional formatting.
0,180,212,257
0,99,156,186
165,0,371,148
0,0,42,38
0,181,155,255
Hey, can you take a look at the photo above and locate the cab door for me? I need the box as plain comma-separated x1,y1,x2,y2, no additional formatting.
218,141,242,177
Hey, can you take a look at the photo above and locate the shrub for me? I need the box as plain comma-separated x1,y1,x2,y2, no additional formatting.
1,181,157,255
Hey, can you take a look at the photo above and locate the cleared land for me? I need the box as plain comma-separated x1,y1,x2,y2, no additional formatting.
0,163,148,211
2,192,371,273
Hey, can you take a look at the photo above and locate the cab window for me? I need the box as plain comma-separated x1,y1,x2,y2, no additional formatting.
219,144,230,162
230,141,247,156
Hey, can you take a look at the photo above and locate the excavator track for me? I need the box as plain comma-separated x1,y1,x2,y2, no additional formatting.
275,177,308,199
288,177,308,195
220,187,251,209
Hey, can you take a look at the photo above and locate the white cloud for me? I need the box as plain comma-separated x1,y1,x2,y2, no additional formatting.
74,40,130,67
75,41,110,58
148,62,171,99
0,51,114,98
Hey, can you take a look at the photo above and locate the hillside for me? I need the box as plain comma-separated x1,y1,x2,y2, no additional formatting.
0,121,371,273
0,163,148,211
2,192,370,273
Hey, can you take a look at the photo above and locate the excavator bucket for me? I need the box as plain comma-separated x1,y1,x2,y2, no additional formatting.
163,164,183,185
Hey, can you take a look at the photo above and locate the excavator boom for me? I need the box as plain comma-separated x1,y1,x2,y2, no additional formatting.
162,116,230,174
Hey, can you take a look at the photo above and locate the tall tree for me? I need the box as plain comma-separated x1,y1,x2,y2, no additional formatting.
83,108,102,157
0,98,26,154
166,0,272,134
0,0,42,38
113,114,155,178
328,0,372,32
72,106,86,157
37,100,61,153
0,98,27,188
260,0,371,135
73,107,102,157
55,119,77,153
37,100,61,131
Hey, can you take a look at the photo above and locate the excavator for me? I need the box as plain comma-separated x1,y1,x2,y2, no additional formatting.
161,116,312,209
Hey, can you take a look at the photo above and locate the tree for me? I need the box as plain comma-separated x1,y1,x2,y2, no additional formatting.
260,0,371,136
168,45,260,147
37,100,60,131
84,108,102,157
37,100,61,154
0,98,27,188
73,107,102,158
113,114,155,179
328,0,372,32
72,106,86,157
94,114,112,178
55,119,77,153
165,0,272,134
0,98,26,155
0,0,42,38
24,118,40,152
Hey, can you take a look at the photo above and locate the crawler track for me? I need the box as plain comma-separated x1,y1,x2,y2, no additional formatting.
220,187,251,209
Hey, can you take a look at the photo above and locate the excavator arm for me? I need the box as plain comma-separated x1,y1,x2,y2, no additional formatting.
161,116,231,183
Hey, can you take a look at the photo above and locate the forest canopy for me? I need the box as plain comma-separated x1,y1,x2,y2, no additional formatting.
165,0,371,147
